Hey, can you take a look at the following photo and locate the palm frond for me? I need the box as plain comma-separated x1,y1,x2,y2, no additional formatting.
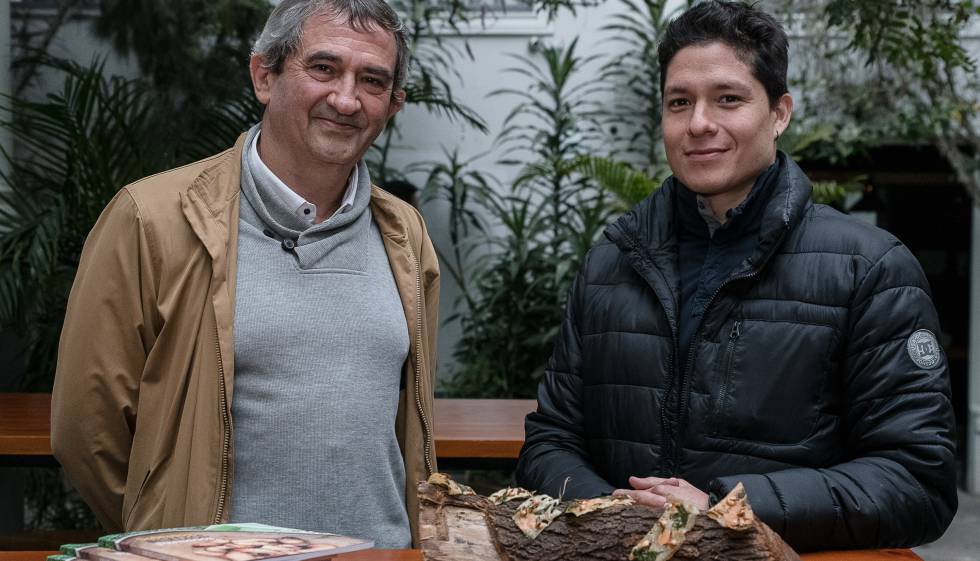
0,59,168,391
572,155,663,209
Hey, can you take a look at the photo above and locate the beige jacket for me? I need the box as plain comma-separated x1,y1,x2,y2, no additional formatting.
50,134,439,544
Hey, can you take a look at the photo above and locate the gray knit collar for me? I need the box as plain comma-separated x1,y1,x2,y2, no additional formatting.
239,124,373,243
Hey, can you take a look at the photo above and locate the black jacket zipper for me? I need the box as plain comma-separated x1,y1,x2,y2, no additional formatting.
711,319,741,435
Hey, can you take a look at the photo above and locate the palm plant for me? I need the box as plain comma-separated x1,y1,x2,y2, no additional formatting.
566,0,679,214
494,37,605,281
415,148,493,308
571,154,662,209
441,39,616,397
178,88,266,161
599,0,677,168
771,0,980,203
92,0,272,105
447,190,559,397
0,59,175,391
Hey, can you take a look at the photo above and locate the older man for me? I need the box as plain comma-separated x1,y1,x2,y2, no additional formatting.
516,0,956,551
51,0,438,549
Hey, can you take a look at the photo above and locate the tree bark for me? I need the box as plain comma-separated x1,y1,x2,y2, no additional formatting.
419,479,800,561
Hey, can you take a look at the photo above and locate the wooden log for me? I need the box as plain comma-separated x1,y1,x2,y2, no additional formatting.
419,476,801,561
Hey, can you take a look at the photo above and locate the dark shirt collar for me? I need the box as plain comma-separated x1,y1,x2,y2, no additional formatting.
675,158,781,240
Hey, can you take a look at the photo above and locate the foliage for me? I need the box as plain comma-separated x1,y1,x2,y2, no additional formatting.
571,154,662,210
0,58,263,395
372,0,609,182
10,0,95,96
178,89,266,161
415,148,493,306
369,0,491,183
92,0,272,103
555,0,677,209
810,178,865,208
0,60,173,391
598,0,675,168
773,0,980,202
438,0,935,401
439,39,615,397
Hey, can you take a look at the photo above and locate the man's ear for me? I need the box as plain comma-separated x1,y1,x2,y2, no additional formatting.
387,88,406,119
250,54,274,105
773,92,793,139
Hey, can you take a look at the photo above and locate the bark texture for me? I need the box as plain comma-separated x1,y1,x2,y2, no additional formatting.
418,478,801,561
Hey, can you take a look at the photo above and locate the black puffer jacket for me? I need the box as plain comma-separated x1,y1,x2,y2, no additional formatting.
516,155,957,551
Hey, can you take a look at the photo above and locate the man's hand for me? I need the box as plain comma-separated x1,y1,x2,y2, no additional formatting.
612,476,710,510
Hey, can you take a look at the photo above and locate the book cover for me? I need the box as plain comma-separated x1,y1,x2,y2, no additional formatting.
99,523,373,561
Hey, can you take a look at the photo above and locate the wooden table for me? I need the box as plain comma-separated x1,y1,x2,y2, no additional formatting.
0,549,922,560
0,393,51,457
0,395,924,561
0,394,535,461
432,398,534,458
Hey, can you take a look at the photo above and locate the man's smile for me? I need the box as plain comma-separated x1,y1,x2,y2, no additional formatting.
684,147,729,161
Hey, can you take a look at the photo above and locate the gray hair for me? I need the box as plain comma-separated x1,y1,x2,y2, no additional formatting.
252,0,410,91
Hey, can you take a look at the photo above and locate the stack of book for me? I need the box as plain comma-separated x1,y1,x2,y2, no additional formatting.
48,523,373,561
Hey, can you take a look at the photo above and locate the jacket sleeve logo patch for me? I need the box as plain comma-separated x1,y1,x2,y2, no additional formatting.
906,329,942,369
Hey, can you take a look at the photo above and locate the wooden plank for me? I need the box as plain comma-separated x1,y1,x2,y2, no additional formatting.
0,393,53,456
432,398,534,459
0,550,920,561
0,394,537,460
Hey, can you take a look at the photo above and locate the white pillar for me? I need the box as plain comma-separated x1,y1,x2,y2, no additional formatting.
969,203,980,493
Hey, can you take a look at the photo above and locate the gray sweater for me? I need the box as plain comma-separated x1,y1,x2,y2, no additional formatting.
229,126,411,548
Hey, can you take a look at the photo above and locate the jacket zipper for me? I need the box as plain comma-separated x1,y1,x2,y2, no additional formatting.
614,204,792,474
213,324,231,523
711,319,741,435
410,245,434,476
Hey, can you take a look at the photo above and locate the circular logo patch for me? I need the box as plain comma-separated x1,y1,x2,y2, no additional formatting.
906,329,942,369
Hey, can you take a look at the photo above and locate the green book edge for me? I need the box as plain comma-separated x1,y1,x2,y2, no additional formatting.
59,543,97,555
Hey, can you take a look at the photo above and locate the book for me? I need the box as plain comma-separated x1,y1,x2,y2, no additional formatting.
77,546,154,561
96,523,373,561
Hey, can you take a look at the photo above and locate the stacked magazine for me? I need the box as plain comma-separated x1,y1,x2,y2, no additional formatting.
48,523,374,561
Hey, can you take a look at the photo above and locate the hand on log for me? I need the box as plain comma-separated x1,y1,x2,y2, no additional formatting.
418,474,800,561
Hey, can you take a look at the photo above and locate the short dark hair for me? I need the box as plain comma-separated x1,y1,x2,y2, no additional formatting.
657,0,789,108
